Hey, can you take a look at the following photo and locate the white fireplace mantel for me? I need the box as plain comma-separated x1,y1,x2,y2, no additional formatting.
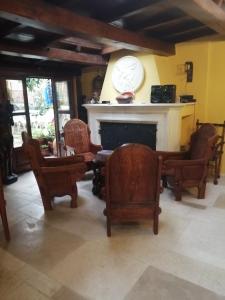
83,103,195,151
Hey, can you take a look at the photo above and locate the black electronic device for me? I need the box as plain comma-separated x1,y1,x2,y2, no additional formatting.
162,85,176,103
150,85,162,103
151,84,176,103
180,95,196,103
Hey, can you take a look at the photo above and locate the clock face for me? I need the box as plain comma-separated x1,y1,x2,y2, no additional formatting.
112,56,144,93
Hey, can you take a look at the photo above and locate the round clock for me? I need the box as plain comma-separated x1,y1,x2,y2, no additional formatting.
112,56,144,93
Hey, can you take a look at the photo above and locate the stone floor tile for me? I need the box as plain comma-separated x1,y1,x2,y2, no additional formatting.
0,217,85,273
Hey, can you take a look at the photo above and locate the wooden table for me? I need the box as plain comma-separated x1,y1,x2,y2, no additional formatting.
92,150,113,198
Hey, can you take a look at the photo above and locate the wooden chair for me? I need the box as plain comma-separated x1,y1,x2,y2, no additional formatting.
0,171,10,241
104,144,162,237
158,124,218,201
23,137,87,210
63,119,102,168
22,131,56,157
196,120,225,184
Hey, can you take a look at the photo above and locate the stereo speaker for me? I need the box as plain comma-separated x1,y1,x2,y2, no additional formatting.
151,85,176,103
150,85,162,103
162,85,176,103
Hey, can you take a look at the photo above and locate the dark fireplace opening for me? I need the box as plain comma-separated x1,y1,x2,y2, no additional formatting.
99,122,157,150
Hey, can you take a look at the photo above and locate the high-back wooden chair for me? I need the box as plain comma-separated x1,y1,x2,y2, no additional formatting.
63,119,102,167
158,124,218,201
23,136,87,210
104,144,162,237
196,120,225,184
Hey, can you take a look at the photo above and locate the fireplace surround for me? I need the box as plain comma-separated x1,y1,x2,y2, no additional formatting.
83,103,195,151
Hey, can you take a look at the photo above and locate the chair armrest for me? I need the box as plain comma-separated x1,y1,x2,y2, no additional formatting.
43,155,84,166
164,158,206,168
90,143,103,154
156,150,188,161
41,162,87,174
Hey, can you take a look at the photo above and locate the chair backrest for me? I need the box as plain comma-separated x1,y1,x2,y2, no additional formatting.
106,144,162,207
21,131,30,144
189,124,218,160
22,136,44,171
196,119,225,149
63,119,91,154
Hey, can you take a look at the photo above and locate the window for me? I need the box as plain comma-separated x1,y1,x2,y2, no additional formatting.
6,79,27,147
5,77,74,150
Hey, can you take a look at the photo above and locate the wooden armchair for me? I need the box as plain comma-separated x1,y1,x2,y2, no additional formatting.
196,120,225,184
104,144,162,237
63,119,102,168
157,124,218,201
23,137,87,210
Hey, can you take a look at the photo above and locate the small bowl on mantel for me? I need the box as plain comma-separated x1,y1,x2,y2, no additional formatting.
116,92,134,104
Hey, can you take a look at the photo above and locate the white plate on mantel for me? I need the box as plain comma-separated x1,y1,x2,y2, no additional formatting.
112,56,144,93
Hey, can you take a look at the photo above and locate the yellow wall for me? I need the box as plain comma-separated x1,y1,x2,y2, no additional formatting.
101,43,209,116
100,41,225,173
81,66,106,98
206,42,225,172
207,42,225,123
101,49,174,103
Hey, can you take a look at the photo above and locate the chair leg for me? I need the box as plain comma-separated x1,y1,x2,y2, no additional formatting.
214,158,219,185
71,184,78,208
174,181,182,201
153,211,159,235
162,175,168,188
198,182,206,199
107,215,111,237
0,208,10,241
42,196,52,210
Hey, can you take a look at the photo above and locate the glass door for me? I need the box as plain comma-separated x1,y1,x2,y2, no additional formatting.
52,80,72,154
6,77,74,158
6,79,29,147
26,78,55,143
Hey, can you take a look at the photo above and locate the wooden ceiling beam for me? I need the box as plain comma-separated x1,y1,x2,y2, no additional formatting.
143,16,192,32
101,46,122,55
107,0,170,23
165,25,208,39
0,42,107,65
58,37,102,50
0,0,175,56
169,0,225,34
0,63,81,77
0,22,21,38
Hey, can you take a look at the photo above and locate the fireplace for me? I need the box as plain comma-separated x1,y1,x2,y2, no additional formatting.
83,103,195,151
100,121,156,150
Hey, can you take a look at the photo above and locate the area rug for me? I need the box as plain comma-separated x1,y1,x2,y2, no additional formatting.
125,265,225,300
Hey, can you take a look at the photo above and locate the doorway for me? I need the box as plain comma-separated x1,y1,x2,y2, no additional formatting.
6,77,73,153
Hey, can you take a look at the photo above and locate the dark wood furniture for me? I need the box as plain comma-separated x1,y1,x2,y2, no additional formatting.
92,150,113,198
158,124,218,201
0,100,17,184
63,119,102,168
103,144,162,237
23,137,87,210
196,120,225,184
0,171,10,241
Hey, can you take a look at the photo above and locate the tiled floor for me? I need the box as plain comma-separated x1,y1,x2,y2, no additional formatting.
1,172,225,299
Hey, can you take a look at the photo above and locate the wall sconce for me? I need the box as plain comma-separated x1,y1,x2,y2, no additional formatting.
185,61,193,82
